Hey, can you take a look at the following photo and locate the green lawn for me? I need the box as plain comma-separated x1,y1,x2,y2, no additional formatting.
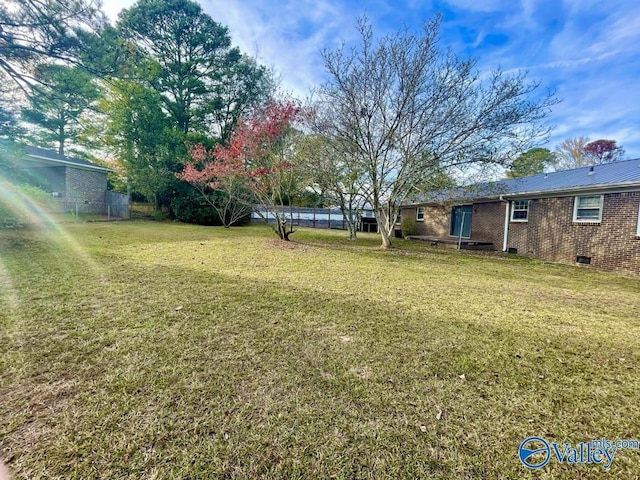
1,221,639,479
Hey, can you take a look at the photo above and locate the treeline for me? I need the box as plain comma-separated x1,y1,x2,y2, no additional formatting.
1,0,278,224
3,2,574,247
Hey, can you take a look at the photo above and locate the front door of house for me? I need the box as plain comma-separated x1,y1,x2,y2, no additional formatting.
450,205,472,238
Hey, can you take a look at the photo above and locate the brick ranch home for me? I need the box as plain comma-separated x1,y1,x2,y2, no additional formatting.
400,158,640,275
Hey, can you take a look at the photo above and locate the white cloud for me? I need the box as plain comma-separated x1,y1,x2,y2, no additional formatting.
201,0,358,98
98,0,640,156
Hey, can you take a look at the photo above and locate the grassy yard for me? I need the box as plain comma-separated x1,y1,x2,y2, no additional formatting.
1,221,639,479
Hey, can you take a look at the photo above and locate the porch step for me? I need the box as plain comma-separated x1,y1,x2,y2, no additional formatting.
406,235,495,251
459,241,494,251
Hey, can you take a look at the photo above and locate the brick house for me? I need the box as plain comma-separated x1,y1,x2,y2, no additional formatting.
401,159,640,275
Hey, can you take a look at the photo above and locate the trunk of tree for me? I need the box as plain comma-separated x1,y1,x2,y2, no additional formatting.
379,224,393,249
338,202,358,240
275,214,293,241
58,123,65,156
375,204,395,249
347,221,358,240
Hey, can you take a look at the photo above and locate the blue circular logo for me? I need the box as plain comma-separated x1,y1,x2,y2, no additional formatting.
519,436,551,469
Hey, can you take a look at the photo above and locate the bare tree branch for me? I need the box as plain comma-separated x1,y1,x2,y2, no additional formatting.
315,16,558,248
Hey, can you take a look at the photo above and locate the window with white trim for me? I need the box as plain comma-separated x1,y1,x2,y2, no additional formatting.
510,200,529,222
637,203,640,236
573,195,603,222
416,206,425,221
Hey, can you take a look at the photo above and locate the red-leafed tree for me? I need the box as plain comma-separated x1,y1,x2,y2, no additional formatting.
176,143,253,227
583,139,625,164
177,100,304,238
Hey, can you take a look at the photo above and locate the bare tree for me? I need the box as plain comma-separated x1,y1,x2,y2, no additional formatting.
553,136,590,170
295,132,365,240
317,16,557,248
553,137,625,170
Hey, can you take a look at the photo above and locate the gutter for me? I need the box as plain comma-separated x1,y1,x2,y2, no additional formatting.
499,194,509,252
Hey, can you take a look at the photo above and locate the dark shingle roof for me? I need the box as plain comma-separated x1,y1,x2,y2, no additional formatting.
409,158,640,205
25,145,109,171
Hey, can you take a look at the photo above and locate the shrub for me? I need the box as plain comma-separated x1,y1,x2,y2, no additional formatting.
150,210,169,221
170,189,250,226
401,217,417,237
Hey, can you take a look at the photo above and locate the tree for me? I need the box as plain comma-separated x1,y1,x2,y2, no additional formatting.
317,16,557,248
507,147,554,178
553,136,589,170
176,144,252,227
0,0,105,91
112,0,273,218
0,80,24,139
21,64,101,155
295,132,365,240
208,55,276,143
178,100,304,240
553,137,625,170
102,80,179,209
117,0,272,138
584,139,625,164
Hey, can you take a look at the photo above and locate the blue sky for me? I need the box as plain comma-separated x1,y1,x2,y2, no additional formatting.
105,0,640,157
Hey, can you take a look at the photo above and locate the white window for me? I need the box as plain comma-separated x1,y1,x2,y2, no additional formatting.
637,203,640,236
573,195,604,222
416,206,425,221
511,200,529,222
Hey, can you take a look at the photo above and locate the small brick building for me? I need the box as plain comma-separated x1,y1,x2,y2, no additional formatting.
20,146,126,216
401,159,640,275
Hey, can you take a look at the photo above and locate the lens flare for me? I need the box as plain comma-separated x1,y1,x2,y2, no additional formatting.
0,176,104,304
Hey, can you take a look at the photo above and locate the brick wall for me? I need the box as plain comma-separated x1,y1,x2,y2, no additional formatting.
401,205,451,236
507,192,640,275
64,167,108,212
470,201,505,247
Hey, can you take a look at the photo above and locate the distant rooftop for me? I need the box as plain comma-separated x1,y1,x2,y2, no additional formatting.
407,158,640,205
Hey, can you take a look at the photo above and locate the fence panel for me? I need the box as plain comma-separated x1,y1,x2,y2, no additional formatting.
251,205,375,231
104,191,130,219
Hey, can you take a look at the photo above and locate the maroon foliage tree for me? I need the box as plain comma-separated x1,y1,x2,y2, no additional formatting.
178,100,304,239
583,139,625,164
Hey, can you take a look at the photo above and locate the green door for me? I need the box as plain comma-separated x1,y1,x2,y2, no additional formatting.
450,205,472,238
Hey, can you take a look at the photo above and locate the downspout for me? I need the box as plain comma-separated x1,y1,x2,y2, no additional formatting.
500,195,509,252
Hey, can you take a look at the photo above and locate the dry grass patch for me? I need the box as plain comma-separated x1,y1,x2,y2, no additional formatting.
1,221,639,479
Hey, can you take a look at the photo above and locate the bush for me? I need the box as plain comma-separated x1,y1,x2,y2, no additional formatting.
150,210,169,221
401,217,417,237
170,188,250,226
170,193,220,225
